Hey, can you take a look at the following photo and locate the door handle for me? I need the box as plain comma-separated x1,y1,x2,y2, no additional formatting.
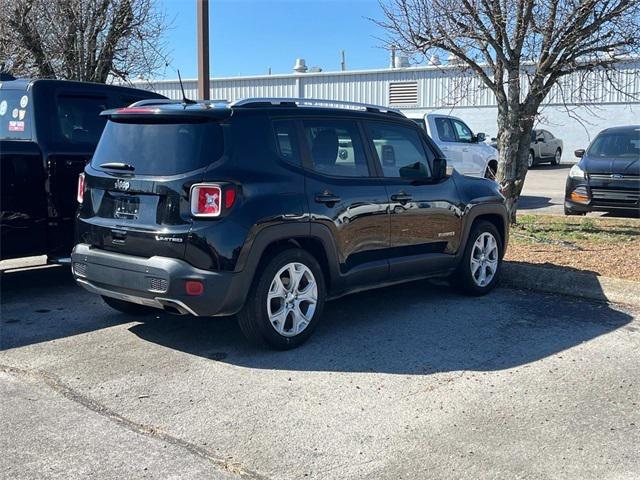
315,192,341,205
391,192,412,204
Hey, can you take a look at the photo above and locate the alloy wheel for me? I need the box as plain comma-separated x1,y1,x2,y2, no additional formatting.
267,262,318,337
470,232,499,287
527,152,534,168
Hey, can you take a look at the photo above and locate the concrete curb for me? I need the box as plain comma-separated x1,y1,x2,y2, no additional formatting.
501,262,640,307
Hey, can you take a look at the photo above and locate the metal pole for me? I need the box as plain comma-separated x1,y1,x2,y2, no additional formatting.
197,0,210,100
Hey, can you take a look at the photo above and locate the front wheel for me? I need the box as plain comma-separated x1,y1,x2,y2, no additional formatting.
527,151,535,169
237,248,326,350
452,221,503,295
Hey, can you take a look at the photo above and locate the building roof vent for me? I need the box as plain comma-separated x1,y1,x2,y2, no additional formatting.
293,58,308,73
389,81,418,106
394,55,410,69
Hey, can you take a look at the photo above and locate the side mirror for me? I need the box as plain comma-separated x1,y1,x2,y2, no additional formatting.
574,149,585,158
536,135,545,143
432,157,447,180
475,132,486,143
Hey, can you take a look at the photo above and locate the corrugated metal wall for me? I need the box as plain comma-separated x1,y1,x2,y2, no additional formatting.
131,59,640,108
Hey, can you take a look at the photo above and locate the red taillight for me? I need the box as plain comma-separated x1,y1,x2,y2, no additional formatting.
77,173,85,204
190,184,236,217
185,280,204,296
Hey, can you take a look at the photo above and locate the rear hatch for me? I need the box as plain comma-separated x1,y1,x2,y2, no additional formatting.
78,106,227,259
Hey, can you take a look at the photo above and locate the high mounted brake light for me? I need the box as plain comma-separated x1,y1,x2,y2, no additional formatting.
114,107,159,114
190,183,237,218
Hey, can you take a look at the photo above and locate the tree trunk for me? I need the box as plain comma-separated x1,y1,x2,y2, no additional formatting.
495,71,535,223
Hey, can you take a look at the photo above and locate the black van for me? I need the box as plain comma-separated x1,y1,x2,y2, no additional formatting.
0,78,165,262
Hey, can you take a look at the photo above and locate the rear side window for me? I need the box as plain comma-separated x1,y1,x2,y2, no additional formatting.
303,119,369,177
0,90,33,140
91,120,224,176
366,122,433,178
56,95,109,144
434,118,455,142
273,120,301,166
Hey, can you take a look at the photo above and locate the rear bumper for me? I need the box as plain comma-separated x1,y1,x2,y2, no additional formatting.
71,244,248,316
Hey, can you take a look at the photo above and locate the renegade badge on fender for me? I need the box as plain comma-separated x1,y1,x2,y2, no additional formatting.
73,98,509,350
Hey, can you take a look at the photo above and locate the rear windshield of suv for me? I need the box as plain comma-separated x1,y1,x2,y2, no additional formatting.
588,129,640,158
91,119,224,176
0,90,33,140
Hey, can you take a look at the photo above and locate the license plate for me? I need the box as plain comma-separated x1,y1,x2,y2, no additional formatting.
114,197,139,220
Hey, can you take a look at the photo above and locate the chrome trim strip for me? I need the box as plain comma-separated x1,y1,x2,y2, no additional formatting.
76,279,199,316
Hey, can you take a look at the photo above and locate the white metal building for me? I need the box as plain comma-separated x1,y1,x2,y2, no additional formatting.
132,59,640,159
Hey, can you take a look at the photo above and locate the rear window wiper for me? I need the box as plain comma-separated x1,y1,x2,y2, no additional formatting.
99,162,135,171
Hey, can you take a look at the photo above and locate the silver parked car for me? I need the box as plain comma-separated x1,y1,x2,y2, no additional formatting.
528,129,563,168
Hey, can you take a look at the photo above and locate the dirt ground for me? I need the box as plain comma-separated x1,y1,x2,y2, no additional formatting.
505,214,640,281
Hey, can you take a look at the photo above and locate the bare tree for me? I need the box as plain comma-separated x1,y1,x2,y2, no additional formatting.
377,0,640,220
0,0,170,83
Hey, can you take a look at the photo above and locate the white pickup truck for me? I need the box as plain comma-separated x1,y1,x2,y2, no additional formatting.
409,113,498,179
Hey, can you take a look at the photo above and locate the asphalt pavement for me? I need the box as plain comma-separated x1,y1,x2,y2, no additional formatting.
1,265,639,479
519,163,571,215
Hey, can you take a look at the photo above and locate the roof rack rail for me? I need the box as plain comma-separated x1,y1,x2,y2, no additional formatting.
230,97,405,117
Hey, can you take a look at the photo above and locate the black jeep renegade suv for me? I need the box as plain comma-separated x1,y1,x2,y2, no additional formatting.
72,98,509,349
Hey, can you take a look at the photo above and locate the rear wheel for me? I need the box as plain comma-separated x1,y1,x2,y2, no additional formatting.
551,148,562,166
484,161,497,180
453,221,502,295
101,296,157,315
237,248,326,350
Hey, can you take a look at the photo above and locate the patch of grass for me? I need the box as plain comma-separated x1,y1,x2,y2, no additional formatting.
513,214,639,245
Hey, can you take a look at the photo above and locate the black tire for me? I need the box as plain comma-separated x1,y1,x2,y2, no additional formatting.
564,205,586,216
101,296,157,315
452,220,503,296
551,148,562,166
484,161,497,180
237,248,326,350
527,150,535,169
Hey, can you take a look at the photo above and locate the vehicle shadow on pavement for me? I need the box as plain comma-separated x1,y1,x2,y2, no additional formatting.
129,279,633,375
1,266,129,350
518,195,554,210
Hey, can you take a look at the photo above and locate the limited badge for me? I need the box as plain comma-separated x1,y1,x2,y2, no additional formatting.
12,108,18,118
0,100,7,116
20,95,28,108
18,109,25,120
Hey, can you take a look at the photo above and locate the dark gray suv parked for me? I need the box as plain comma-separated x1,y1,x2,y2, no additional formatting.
72,98,509,349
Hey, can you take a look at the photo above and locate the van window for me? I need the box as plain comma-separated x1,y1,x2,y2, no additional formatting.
56,95,109,145
91,119,224,176
366,122,432,178
0,90,33,140
303,119,370,177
